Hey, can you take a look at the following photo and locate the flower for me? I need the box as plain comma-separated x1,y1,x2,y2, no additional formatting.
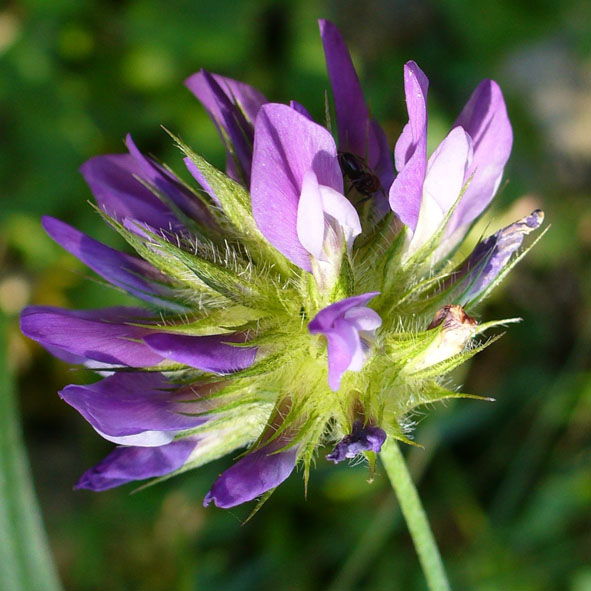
21,20,544,509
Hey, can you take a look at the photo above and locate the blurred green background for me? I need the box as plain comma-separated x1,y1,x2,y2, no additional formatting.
1,0,590,589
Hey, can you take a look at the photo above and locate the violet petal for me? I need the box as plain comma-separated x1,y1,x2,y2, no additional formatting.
458,209,544,303
125,135,214,226
76,438,198,491
42,216,181,309
185,70,267,183
203,444,297,508
80,153,181,231
327,421,387,463
20,306,163,367
143,332,256,374
250,103,342,271
389,61,429,232
449,79,513,236
59,372,209,445
309,292,381,390
318,19,393,186
308,292,380,332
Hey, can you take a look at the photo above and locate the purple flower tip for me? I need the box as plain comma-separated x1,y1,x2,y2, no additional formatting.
327,421,386,463
204,444,298,508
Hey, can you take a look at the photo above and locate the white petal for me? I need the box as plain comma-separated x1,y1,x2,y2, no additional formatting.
319,185,362,251
297,169,325,259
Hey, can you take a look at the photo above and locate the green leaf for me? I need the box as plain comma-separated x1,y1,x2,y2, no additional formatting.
0,313,62,591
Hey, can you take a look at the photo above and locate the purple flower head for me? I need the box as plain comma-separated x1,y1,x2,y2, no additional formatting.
308,293,382,391
390,62,513,255
20,20,543,510
327,420,387,463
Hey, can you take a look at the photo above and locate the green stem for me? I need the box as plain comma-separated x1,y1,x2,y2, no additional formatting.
380,439,451,591
0,313,62,591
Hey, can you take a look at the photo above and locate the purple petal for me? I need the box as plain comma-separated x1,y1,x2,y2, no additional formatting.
318,20,393,184
184,157,220,206
457,209,544,303
125,135,214,226
309,292,381,390
327,421,386,463
250,103,343,271
289,100,312,120
308,292,379,332
143,332,256,374
76,438,198,491
59,372,209,445
20,306,164,367
80,154,181,231
203,443,297,508
185,71,267,183
389,61,429,232
186,70,266,128
42,216,181,309
449,79,513,235
325,321,360,390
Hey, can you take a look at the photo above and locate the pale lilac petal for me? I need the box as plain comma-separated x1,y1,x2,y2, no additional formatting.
203,443,297,508
80,154,180,231
458,210,544,303
251,103,342,271
424,127,473,214
42,216,181,309
327,421,386,463
76,438,198,491
409,128,472,249
59,373,208,444
343,306,382,332
449,79,513,235
143,332,256,374
20,306,163,367
296,170,325,260
308,292,379,332
389,61,429,232
318,185,362,252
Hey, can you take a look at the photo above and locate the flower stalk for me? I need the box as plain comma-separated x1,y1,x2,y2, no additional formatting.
380,439,451,591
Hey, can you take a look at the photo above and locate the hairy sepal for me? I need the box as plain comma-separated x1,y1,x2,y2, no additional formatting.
169,132,293,276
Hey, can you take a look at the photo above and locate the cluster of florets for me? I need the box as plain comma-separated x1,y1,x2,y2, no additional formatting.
21,20,543,509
